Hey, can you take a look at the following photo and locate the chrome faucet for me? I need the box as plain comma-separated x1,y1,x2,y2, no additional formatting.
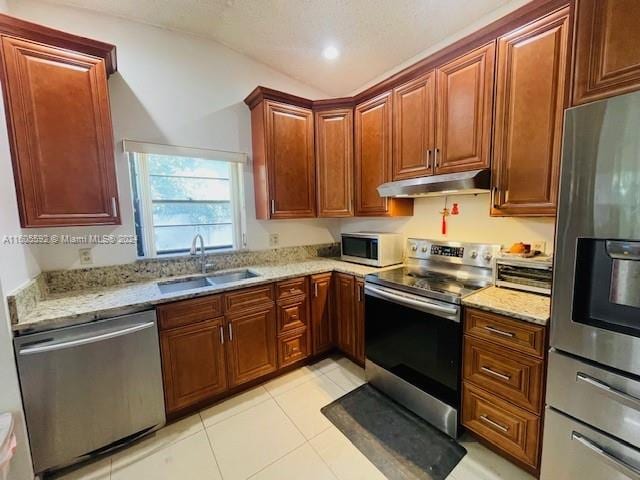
190,234,208,274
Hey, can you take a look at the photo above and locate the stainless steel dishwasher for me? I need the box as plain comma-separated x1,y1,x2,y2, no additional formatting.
14,310,166,475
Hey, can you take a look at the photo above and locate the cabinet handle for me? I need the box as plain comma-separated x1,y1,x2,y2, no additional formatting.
492,186,500,208
480,415,509,433
481,366,511,381
425,149,432,169
271,199,276,214
314,282,318,297
485,325,515,338
111,197,118,217
228,324,233,341
357,285,362,302
219,326,224,345
434,148,440,168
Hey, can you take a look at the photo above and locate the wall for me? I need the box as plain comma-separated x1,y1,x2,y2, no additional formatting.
5,0,338,272
338,194,556,253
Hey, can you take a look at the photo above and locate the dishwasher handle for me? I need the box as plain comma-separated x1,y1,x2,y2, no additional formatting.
18,321,156,355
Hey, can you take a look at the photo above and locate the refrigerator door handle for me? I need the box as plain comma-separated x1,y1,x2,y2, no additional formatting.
572,431,640,480
576,372,640,410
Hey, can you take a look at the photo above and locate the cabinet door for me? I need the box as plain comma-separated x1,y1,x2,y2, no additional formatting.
355,279,366,365
334,273,356,357
265,101,316,218
392,72,436,180
315,109,353,217
572,0,640,105
226,305,278,387
491,8,569,216
310,273,333,355
355,93,413,217
435,42,495,174
160,318,227,415
0,36,119,228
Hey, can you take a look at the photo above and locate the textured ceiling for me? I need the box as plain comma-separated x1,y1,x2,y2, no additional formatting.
41,0,520,96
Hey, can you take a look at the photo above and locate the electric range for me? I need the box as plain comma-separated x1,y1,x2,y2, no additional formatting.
364,239,501,438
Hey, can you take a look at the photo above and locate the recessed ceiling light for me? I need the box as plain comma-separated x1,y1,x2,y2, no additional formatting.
322,46,340,60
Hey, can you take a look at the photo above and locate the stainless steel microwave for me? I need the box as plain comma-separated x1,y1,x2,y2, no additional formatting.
340,232,403,267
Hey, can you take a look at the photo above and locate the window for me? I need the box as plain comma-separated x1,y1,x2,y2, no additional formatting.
126,142,247,257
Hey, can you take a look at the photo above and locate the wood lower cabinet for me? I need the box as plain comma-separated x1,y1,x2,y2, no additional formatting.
491,8,569,217
354,92,413,217
315,108,354,217
334,273,365,365
572,0,640,105
392,73,436,180
462,308,547,474
160,317,227,415
435,42,495,174
276,277,311,368
0,32,119,228
226,303,278,388
250,99,316,219
310,273,334,355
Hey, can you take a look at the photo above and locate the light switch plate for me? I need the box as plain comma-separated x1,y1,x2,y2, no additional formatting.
531,240,546,254
269,233,280,247
79,248,93,265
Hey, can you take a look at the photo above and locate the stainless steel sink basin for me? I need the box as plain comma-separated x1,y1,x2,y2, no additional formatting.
207,270,259,284
157,270,260,294
157,277,213,294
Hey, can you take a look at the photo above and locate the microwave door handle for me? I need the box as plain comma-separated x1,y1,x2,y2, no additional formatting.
364,285,458,318
572,432,640,480
18,321,156,355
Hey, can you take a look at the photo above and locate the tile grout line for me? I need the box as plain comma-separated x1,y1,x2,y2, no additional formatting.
200,414,226,480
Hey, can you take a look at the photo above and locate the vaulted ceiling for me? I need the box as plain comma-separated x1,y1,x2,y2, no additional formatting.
41,0,526,96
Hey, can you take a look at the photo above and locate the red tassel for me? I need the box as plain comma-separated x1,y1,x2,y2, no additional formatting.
442,215,447,235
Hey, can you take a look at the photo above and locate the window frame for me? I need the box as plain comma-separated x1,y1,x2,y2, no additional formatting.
130,151,247,258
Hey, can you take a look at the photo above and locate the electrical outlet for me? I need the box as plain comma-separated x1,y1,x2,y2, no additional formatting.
269,233,280,247
79,248,93,265
531,240,546,254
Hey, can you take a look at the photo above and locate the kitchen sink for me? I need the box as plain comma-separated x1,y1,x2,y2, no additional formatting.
157,277,213,294
157,270,260,294
207,270,259,284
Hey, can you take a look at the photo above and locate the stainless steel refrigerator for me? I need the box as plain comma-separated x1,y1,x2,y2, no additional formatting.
541,90,640,479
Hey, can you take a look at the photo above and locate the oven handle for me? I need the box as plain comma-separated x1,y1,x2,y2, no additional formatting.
364,284,459,320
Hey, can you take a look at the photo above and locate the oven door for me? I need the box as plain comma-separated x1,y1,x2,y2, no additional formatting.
364,283,462,435
552,92,640,376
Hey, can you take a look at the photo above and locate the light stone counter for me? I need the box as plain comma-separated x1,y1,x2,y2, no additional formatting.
462,286,550,326
12,258,397,335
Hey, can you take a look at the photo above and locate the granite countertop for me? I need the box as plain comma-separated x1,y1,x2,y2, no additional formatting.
462,286,550,326
13,258,396,335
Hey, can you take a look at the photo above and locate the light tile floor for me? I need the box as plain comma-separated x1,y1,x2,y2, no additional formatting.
57,355,535,480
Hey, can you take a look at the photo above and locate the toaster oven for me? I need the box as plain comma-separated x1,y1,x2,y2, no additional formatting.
494,256,553,295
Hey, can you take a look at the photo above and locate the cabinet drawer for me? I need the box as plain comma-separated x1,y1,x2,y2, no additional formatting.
464,308,546,358
276,277,307,301
157,295,223,330
277,297,308,334
278,328,310,368
463,336,544,413
463,382,540,469
224,285,274,314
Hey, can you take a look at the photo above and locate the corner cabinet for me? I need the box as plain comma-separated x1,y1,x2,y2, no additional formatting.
315,108,354,217
572,0,640,105
354,92,413,217
0,16,120,228
491,8,570,217
249,97,316,219
435,42,495,175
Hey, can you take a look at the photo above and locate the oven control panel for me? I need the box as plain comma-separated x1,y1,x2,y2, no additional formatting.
406,238,501,267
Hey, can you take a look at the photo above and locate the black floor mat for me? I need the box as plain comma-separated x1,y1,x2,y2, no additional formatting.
321,384,466,480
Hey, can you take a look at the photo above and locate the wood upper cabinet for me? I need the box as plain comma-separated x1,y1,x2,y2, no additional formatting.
435,42,495,174
354,92,413,217
491,8,569,217
225,304,278,388
160,317,227,415
572,0,640,105
310,273,333,355
315,108,353,217
392,72,436,180
0,34,119,227
250,99,316,219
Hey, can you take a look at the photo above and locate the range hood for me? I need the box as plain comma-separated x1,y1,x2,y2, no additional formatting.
377,169,491,198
